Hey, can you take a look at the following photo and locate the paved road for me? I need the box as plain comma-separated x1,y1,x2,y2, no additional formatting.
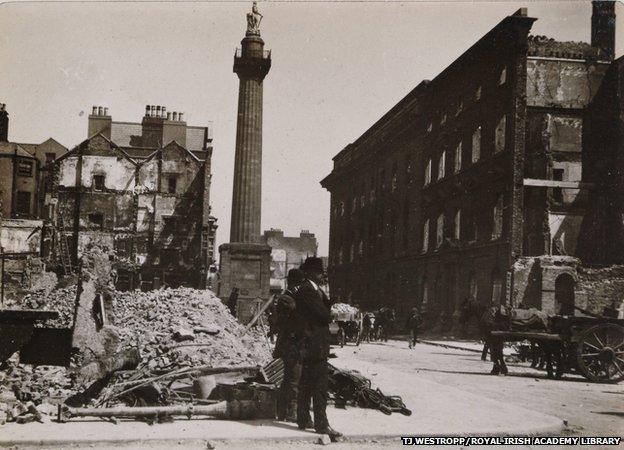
333,339,623,437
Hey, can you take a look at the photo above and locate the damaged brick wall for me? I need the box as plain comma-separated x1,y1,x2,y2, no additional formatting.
577,265,624,314
578,57,624,265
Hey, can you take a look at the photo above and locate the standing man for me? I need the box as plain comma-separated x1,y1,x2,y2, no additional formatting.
406,307,422,349
227,287,239,317
294,257,342,442
357,313,372,345
273,269,306,422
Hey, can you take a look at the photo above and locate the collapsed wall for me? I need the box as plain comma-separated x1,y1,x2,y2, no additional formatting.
577,265,624,314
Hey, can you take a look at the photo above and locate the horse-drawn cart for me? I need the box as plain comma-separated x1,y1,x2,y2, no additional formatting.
330,303,361,347
492,315,624,383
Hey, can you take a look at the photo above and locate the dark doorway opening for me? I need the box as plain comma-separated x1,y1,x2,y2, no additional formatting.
555,273,575,315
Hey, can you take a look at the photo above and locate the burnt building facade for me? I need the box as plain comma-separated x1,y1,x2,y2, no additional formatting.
321,3,621,325
261,228,319,293
43,105,217,289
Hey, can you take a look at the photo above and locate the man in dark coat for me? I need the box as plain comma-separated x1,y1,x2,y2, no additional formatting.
294,257,342,441
273,269,306,422
227,287,239,317
406,307,422,349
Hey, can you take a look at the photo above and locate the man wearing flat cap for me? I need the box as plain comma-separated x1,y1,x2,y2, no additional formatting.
294,256,342,441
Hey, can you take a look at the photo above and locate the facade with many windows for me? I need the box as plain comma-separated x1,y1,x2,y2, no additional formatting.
321,4,620,327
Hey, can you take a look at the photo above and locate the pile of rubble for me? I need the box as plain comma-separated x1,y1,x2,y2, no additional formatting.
112,287,272,370
5,286,77,329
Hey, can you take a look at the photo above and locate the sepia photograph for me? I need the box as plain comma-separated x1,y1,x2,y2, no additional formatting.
0,0,622,448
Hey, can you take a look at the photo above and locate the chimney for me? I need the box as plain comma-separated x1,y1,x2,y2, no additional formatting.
163,108,187,146
156,105,161,117
88,104,111,138
0,103,8,142
162,106,167,118
145,105,150,117
592,0,615,60
178,112,184,122
150,105,156,117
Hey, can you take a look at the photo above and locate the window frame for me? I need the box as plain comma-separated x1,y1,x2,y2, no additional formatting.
16,159,34,177
93,174,106,192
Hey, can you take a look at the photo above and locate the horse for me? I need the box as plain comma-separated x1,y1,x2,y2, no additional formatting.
461,298,565,378
460,298,509,375
376,308,396,342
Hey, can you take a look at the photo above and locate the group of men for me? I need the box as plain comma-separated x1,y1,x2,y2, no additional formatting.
272,257,342,442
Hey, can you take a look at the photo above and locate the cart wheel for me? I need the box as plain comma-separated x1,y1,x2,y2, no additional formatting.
576,323,624,383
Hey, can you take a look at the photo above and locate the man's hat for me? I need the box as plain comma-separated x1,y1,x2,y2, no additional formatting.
287,268,305,285
301,256,324,273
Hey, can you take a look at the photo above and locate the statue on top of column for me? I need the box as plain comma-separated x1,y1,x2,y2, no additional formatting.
246,1,263,35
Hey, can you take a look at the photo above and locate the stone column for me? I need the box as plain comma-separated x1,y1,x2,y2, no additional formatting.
230,35,271,243
218,18,272,322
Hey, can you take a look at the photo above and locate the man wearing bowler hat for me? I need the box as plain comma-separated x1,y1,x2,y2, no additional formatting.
294,256,342,442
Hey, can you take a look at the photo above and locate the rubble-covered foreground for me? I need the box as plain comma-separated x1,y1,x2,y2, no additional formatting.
1,284,272,425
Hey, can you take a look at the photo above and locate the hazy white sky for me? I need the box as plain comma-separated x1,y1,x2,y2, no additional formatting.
1,1,622,256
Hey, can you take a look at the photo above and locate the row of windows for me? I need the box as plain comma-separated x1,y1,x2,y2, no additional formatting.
334,114,508,218
424,115,507,186
422,194,504,253
90,174,179,194
424,66,506,136
331,194,505,266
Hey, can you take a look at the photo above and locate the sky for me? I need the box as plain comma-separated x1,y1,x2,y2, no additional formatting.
1,1,622,257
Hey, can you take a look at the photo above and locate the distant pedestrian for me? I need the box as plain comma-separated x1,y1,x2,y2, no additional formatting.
227,287,239,317
357,313,372,345
406,307,422,349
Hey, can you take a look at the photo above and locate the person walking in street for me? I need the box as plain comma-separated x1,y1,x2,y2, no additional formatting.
294,257,342,442
357,313,372,345
273,269,306,422
406,307,422,349
227,287,239,317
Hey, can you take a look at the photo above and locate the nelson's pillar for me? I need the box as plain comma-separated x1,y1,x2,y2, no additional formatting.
218,2,272,322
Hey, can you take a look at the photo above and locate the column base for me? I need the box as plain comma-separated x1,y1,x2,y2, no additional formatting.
218,242,272,323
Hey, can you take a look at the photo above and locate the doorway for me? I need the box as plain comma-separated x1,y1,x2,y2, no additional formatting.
554,273,575,315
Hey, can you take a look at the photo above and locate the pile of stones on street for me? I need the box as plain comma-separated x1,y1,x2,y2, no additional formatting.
113,287,271,370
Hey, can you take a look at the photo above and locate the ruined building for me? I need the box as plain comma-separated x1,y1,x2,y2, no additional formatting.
321,2,622,325
0,103,67,275
261,229,319,293
42,105,217,290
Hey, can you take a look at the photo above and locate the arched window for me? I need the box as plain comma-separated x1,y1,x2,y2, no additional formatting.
438,151,446,180
492,194,504,240
424,159,432,186
454,142,462,173
422,219,430,253
472,126,481,163
469,274,478,301
436,213,445,248
495,115,506,153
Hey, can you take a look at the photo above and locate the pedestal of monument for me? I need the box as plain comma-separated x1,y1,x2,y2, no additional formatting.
218,242,271,323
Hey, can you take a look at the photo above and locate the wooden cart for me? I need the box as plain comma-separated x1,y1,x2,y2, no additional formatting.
492,315,624,383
